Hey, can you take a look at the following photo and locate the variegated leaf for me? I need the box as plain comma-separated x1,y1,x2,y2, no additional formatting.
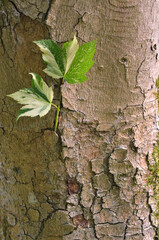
8,73,53,120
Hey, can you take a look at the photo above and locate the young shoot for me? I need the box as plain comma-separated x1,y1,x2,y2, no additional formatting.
8,36,96,132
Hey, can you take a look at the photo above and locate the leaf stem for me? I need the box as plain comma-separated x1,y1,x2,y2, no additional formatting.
51,103,58,108
54,78,64,132
54,105,60,132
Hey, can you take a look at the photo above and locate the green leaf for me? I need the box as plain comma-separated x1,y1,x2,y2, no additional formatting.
34,37,96,84
8,73,54,120
63,35,79,74
64,40,97,84
34,39,65,79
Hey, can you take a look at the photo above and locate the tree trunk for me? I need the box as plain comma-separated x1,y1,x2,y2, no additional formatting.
0,0,159,239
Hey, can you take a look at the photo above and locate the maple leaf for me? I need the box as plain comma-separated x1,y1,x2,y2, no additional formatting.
8,73,53,120
34,36,96,84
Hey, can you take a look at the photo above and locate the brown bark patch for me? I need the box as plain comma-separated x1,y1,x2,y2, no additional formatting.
73,214,89,228
67,178,79,194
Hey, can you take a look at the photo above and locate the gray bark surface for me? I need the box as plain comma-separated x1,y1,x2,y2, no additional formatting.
0,0,159,239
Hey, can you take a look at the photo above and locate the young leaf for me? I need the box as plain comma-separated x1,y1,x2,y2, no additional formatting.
8,73,54,120
64,40,97,84
34,36,96,84
62,35,79,74
34,40,65,79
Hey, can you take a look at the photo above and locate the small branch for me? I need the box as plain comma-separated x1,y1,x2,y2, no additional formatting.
52,78,64,132
54,106,60,132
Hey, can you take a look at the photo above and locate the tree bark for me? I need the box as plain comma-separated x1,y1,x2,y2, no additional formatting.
0,0,159,239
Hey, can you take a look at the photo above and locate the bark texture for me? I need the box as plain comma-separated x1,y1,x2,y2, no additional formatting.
0,0,159,239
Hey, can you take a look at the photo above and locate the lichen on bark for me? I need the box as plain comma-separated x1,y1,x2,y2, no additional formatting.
147,78,159,237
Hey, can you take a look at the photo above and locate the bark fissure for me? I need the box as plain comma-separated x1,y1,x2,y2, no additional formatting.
146,192,158,238
8,0,21,14
44,0,53,20
34,210,54,240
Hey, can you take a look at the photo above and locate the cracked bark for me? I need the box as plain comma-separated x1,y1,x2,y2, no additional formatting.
1,0,159,239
